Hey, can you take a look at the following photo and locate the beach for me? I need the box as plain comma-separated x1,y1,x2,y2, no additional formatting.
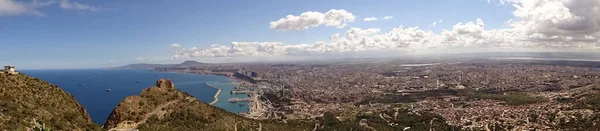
205,83,221,105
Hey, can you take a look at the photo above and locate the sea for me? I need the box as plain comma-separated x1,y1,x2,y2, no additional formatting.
20,69,250,124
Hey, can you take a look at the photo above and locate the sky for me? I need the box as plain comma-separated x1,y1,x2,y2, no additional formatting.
1,0,599,69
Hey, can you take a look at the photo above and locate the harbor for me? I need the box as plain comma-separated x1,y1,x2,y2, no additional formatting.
208,82,250,114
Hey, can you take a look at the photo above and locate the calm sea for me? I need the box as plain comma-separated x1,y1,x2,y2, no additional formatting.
21,69,249,124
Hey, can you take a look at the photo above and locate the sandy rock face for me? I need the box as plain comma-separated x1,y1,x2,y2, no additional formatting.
103,79,179,130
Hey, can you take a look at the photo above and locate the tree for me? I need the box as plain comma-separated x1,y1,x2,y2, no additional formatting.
323,112,339,126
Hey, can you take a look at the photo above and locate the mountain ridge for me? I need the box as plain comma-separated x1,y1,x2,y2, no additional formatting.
0,73,101,130
112,60,205,69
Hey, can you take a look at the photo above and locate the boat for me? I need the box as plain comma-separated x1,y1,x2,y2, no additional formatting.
238,104,245,106
77,84,84,87
106,88,112,92
136,81,141,83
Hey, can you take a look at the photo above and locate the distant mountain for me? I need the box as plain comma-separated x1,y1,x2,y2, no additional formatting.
178,60,204,66
102,79,312,131
112,60,205,69
112,63,172,69
0,73,101,130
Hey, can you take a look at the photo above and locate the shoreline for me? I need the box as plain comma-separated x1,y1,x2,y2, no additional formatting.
205,83,222,105
152,70,261,117
156,70,254,84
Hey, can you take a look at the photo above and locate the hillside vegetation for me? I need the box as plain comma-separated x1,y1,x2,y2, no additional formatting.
104,79,314,131
0,73,101,130
0,74,461,130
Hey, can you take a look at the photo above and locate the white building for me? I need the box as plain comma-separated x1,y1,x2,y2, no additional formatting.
2,66,19,75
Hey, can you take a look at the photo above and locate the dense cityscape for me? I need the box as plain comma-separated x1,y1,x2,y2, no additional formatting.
152,58,600,130
3,0,600,130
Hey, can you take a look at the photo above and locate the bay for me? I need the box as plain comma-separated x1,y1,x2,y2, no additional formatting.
20,69,249,124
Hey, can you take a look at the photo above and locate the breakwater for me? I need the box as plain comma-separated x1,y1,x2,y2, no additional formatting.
206,83,221,105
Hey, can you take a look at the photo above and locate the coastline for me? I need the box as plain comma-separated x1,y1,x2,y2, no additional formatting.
156,70,253,84
154,70,252,113
205,83,221,105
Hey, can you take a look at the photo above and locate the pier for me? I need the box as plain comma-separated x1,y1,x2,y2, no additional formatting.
229,98,252,103
230,90,253,94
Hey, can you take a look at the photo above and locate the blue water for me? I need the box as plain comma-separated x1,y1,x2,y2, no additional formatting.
209,82,250,114
21,69,249,124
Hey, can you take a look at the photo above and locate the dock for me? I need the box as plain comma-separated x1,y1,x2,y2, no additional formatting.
230,90,253,94
229,98,252,103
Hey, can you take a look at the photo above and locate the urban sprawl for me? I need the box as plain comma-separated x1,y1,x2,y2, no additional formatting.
154,58,600,130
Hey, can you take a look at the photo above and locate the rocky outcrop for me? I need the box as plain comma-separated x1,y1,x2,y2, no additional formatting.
156,79,174,89
103,79,310,131
103,79,184,130
0,73,100,130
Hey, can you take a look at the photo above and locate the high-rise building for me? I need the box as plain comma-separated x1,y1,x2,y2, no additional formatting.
251,72,258,78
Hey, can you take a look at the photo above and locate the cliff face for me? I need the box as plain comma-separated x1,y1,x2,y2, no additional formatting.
103,79,311,131
0,73,100,130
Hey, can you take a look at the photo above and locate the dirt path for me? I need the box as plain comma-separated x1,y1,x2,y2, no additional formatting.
109,100,181,131
138,100,180,124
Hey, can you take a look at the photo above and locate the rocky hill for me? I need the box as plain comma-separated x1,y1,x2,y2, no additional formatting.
103,79,313,131
0,73,101,130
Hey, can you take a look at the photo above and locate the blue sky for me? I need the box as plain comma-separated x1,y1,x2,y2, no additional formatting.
1,0,599,69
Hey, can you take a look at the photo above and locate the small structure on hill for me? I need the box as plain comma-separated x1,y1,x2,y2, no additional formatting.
1,66,19,75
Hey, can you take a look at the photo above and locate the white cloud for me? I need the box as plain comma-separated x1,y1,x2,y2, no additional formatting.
171,0,600,59
429,19,444,28
269,9,356,31
363,17,377,21
0,0,101,17
135,57,143,61
170,43,181,48
0,0,45,16
499,0,519,5
452,18,484,34
364,16,394,22
59,0,98,11
430,22,437,28
506,0,600,47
